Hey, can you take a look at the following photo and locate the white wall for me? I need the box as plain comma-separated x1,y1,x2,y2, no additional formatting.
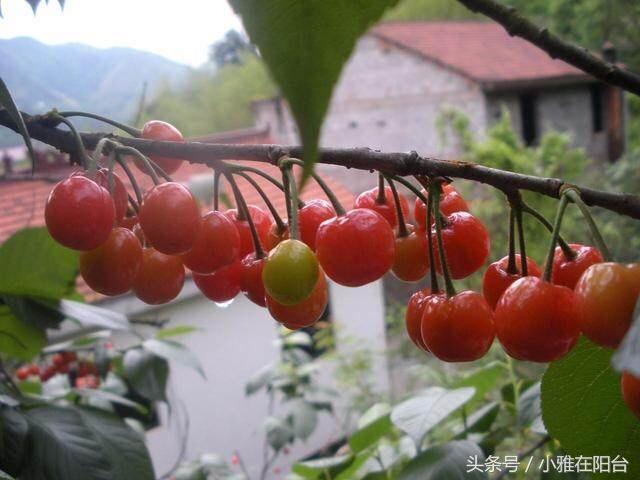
101,277,388,479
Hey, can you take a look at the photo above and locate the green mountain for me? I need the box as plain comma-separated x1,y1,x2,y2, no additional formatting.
0,37,191,146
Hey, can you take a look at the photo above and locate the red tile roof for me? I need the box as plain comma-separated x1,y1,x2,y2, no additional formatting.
371,21,591,88
0,130,354,302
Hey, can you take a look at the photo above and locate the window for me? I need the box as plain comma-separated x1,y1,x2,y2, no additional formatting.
519,94,538,145
590,84,604,133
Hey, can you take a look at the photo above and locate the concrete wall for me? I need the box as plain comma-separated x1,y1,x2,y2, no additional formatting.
102,278,388,479
487,85,608,160
254,35,487,194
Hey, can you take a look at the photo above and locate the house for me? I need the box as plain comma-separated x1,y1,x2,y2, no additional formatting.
252,21,626,194
0,130,390,478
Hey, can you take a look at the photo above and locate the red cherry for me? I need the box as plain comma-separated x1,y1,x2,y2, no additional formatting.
45,175,115,250
266,222,289,251
120,215,138,230
133,248,185,304
231,455,239,466
40,365,57,382
421,291,495,362
405,289,431,351
80,227,143,296
266,270,328,328
76,374,100,389
551,244,603,289
316,209,395,287
194,260,241,303
414,184,468,230
94,168,128,224
392,228,429,282
494,276,580,362
482,255,542,309
354,187,409,227
52,353,66,368
575,262,640,348
621,372,640,419
299,199,335,250
431,212,490,280
139,182,201,255
16,366,30,381
28,364,40,376
134,120,184,175
62,351,77,363
240,253,267,307
225,206,272,257
181,211,240,274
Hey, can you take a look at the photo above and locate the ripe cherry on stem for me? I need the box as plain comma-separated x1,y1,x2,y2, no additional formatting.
194,260,242,303
353,173,409,227
133,120,185,175
494,194,580,362
133,248,185,305
387,176,429,282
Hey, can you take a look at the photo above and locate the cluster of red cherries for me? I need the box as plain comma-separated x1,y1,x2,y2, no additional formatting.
15,351,101,389
397,183,640,419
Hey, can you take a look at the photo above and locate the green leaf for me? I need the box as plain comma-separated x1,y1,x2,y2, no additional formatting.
453,402,500,439
22,405,154,480
263,416,293,451
452,362,505,404
348,403,392,453
541,338,640,478
21,405,113,480
518,382,541,429
398,441,487,480
0,78,35,167
0,406,29,477
229,0,399,180
74,407,154,480
289,399,318,440
0,305,45,360
155,325,199,340
0,228,77,300
612,297,640,377
391,387,475,447
3,296,63,330
39,299,130,331
142,339,205,378
75,388,148,414
123,348,169,402
245,363,275,396
293,455,354,479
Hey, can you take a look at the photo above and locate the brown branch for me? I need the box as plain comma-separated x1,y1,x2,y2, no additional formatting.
2,110,640,219
455,0,640,96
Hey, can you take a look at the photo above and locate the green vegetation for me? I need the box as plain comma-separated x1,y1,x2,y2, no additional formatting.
384,0,479,21
140,53,276,136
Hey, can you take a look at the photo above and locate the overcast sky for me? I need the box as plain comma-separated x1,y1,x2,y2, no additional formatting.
0,0,242,66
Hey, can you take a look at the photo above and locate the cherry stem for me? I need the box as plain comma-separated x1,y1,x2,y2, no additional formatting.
284,158,346,216
280,161,300,240
127,193,140,214
563,188,612,261
225,172,265,258
506,207,518,275
385,176,408,238
50,113,92,174
520,201,575,259
115,146,160,185
114,152,143,207
543,194,570,282
57,111,142,137
105,150,117,197
430,181,456,298
388,174,439,291
515,203,528,276
229,164,304,209
213,170,222,211
235,171,286,232
376,173,386,204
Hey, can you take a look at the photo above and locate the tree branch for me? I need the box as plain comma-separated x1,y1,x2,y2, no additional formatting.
2,110,640,219
455,0,640,96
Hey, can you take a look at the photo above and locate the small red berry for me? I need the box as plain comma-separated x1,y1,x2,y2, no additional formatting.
194,260,242,303
267,270,328,328
316,209,395,287
392,228,429,282
15,366,30,381
551,244,603,289
94,168,128,224
133,248,185,304
482,255,542,309
621,372,640,419
414,184,468,230
139,182,201,255
135,120,185,175
405,289,431,352
240,253,267,307
181,211,240,274
225,206,272,258
354,186,409,227
45,175,115,250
